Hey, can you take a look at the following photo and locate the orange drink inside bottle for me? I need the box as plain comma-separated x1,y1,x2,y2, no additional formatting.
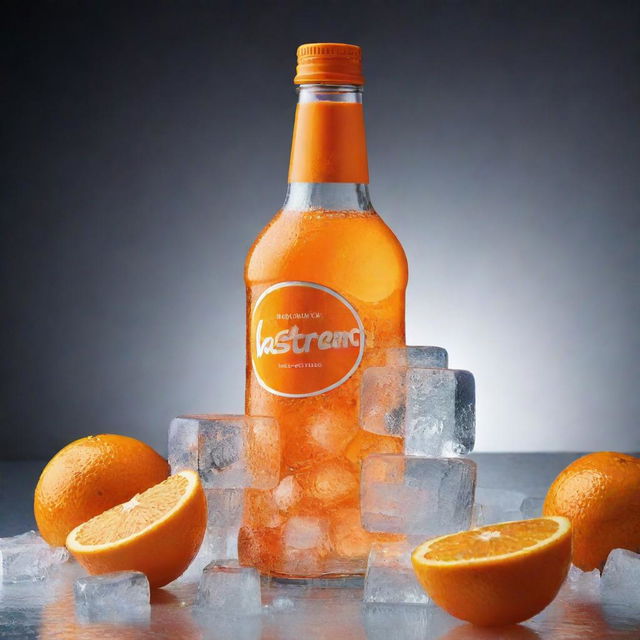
240,43,408,578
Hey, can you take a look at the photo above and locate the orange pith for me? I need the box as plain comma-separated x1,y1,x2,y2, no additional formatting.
412,517,572,627
542,451,640,571
67,470,206,588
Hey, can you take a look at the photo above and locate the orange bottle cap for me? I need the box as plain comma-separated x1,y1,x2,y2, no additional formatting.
294,43,364,86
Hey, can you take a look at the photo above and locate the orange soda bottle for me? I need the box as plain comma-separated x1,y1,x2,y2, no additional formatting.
240,43,408,578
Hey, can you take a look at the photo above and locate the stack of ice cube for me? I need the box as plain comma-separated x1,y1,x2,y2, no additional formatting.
0,530,69,583
169,414,280,578
359,346,478,605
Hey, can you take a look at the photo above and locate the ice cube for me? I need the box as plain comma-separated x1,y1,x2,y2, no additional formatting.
361,455,476,536
520,496,545,519
196,561,261,615
74,571,150,622
601,548,640,611
297,461,359,507
205,527,240,565
283,516,329,550
244,488,284,530
280,516,330,576
169,414,280,489
168,416,198,472
360,366,406,438
364,542,429,604
273,476,303,514
0,530,69,583
175,488,244,583
561,564,601,603
205,488,243,557
329,507,375,561
385,346,448,369
473,488,528,526
206,488,244,529
360,368,475,457
307,410,359,456
404,368,475,457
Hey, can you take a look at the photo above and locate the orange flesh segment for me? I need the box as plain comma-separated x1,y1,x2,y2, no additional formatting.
75,474,189,545
422,518,560,562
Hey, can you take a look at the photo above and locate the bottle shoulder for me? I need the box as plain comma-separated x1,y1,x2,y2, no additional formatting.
245,208,408,298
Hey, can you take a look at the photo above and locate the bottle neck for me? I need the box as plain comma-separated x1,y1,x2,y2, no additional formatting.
284,84,372,212
283,182,372,212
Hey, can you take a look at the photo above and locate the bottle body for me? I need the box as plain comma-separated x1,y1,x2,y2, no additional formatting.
240,47,408,577
241,188,408,577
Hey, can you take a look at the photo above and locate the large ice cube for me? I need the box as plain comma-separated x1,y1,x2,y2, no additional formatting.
364,542,429,604
74,571,150,622
0,530,69,583
196,561,261,615
601,548,640,611
360,368,475,457
169,414,279,489
361,455,476,536
472,488,528,526
405,368,474,456
385,346,448,369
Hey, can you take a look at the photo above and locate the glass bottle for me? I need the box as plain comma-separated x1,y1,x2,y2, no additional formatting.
241,43,408,578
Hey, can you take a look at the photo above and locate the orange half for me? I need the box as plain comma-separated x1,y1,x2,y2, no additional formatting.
67,470,207,588
411,517,572,627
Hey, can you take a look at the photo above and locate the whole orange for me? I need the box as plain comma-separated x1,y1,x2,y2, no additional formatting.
34,434,169,546
543,451,640,571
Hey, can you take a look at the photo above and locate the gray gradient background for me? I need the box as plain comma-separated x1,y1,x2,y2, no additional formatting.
2,1,639,459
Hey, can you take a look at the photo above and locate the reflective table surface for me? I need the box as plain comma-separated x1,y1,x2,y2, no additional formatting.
2,454,639,639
